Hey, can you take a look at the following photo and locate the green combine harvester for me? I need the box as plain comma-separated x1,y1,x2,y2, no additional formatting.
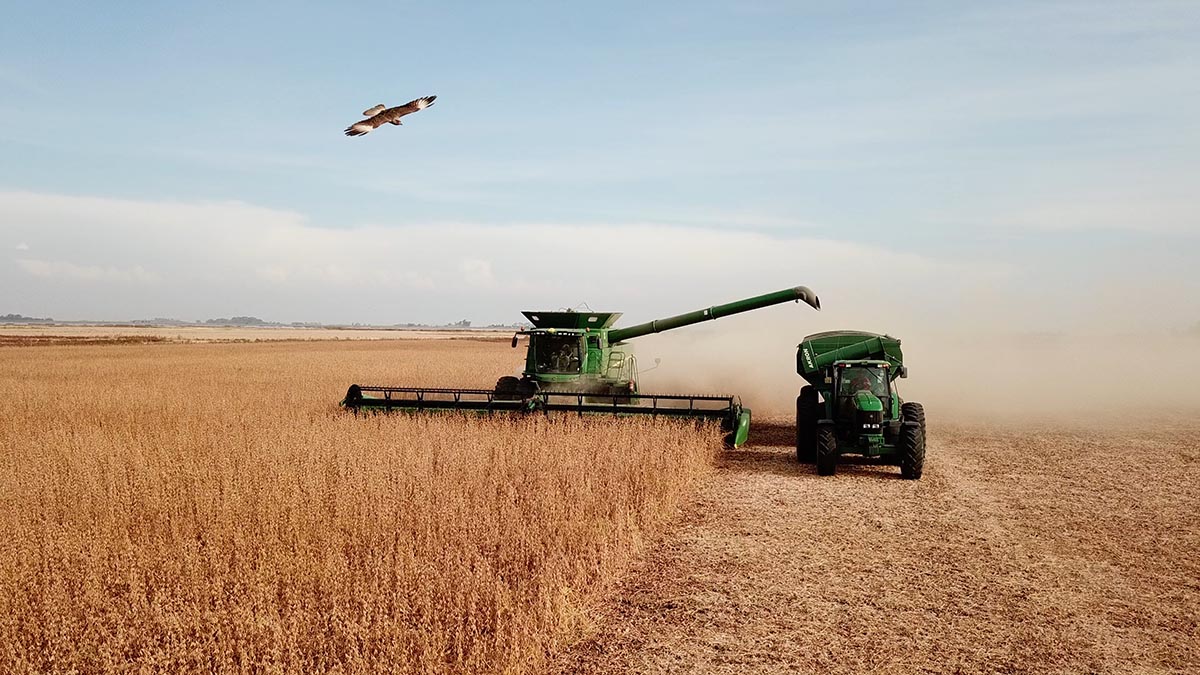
343,286,821,447
796,331,926,478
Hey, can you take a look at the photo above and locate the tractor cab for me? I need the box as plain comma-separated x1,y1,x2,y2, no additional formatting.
831,360,900,451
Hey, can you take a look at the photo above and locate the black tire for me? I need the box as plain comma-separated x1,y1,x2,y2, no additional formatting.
899,402,925,479
795,386,819,463
901,401,926,435
816,425,838,476
609,385,634,405
494,376,522,401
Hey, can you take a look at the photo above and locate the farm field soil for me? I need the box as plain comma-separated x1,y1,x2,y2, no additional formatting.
558,417,1200,674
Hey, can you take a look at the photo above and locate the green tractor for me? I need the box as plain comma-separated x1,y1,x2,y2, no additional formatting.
795,331,926,479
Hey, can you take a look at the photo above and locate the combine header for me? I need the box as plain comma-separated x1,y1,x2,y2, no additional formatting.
343,286,821,447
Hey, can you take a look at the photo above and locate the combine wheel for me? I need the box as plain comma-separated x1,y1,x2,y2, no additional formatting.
795,386,818,463
899,402,926,479
494,376,522,401
815,425,838,476
608,384,635,405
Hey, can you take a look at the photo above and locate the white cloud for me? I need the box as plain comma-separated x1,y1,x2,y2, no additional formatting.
1,189,1013,324
255,266,289,283
458,259,496,288
14,242,29,251
17,258,158,284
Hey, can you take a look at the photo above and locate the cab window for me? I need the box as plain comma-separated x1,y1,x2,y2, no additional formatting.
533,335,582,374
841,367,887,397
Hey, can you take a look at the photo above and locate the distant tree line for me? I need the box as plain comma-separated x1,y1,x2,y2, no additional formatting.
1,313,53,323
1,312,525,329
205,316,271,326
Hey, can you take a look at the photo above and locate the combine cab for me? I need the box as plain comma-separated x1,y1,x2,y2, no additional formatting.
796,331,926,478
343,286,821,447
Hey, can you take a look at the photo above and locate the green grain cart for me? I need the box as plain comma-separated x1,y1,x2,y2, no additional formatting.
796,331,926,478
344,286,821,447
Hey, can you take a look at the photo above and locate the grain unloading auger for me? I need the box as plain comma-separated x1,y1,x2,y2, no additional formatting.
342,286,821,447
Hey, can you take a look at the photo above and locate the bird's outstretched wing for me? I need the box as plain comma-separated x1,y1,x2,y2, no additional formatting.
387,95,437,118
344,116,381,136
344,95,437,136
362,104,386,116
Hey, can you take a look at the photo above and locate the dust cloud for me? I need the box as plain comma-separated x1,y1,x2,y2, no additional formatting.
629,311,1200,422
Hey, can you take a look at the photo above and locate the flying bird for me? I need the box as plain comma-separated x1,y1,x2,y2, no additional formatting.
344,96,437,137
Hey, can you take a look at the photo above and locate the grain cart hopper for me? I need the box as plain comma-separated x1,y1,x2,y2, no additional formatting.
343,286,821,447
796,331,926,478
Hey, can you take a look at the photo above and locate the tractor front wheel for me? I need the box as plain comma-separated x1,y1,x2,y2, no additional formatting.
816,425,838,476
899,402,926,480
796,386,819,463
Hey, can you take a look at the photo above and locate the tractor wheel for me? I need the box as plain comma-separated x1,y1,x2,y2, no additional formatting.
899,402,926,480
816,425,838,476
795,386,819,463
494,376,522,401
901,401,926,435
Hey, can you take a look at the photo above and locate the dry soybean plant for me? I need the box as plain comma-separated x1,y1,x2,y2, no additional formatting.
0,341,719,674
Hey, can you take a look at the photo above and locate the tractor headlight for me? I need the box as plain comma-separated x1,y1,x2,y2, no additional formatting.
857,409,883,432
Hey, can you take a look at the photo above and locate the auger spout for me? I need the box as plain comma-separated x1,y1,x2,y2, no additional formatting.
607,286,820,344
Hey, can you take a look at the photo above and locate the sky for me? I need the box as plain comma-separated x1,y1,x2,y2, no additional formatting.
1,1,1197,331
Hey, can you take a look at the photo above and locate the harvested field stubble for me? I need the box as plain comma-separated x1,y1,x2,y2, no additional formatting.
560,419,1200,674
0,341,719,673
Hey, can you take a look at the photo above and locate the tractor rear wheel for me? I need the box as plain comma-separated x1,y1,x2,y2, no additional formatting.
899,402,926,480
796,386,819,463
816,425,838,476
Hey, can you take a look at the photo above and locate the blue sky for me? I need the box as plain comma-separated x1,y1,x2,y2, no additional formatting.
1,1,1197,329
